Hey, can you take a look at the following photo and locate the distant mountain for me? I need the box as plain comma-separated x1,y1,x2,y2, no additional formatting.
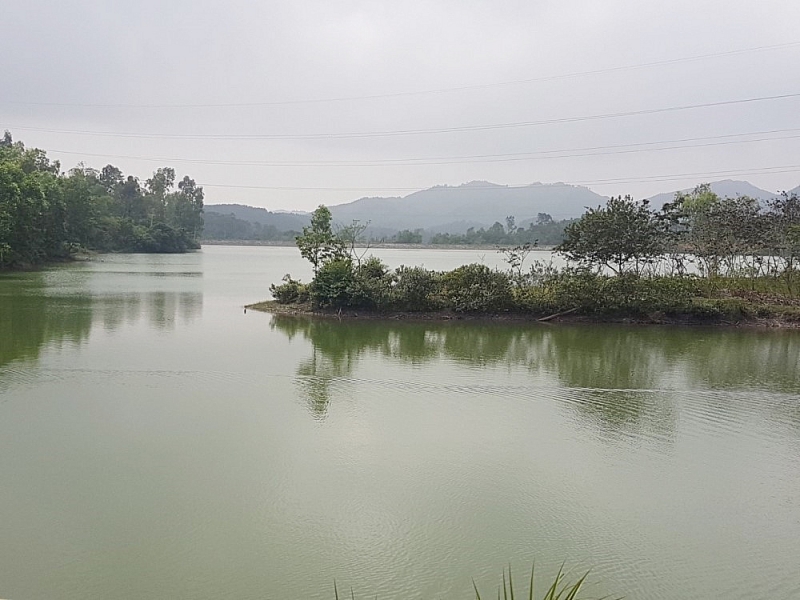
205,204,309,231
327,181,606,233
206,179,798,242
789,184,800,196
647,180,781,207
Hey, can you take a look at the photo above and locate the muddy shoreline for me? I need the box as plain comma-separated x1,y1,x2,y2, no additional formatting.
245,300,800,329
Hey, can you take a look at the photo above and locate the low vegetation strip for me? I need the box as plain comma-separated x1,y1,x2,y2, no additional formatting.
251,272,800,326
252,190,800,327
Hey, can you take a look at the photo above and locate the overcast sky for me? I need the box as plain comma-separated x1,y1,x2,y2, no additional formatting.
2,0,799,211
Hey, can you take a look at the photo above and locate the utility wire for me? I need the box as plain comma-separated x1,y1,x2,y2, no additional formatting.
47,128,800,167
575,166,800,186
3,42,798,109
195,165,800,192
7,92,800,141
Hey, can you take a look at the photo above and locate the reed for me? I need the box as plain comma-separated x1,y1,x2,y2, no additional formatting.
333,563,617,600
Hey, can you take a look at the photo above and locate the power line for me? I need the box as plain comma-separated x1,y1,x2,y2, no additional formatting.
195,165,800,193
47,128,800,168
7,92,800,141
575,165,800,187
3,42,798,109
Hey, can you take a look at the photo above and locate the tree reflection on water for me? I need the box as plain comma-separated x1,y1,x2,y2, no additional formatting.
270,315,800,434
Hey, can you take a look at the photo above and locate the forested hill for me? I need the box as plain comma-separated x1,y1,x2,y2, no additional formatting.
205,181,603,237
0,133,204,270
327,181,606,232
202,204,309,241
205,204,309,231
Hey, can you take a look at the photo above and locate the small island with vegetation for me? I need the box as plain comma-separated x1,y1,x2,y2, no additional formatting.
250,187,800,327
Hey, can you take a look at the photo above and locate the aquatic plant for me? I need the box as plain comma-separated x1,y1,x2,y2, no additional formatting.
332,563,615,600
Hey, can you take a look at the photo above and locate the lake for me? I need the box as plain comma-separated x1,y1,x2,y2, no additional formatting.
1,245,799,600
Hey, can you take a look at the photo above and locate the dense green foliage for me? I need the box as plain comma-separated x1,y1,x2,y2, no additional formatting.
661,185,800,284
429,214,571,246
266,195,800,322
558,196,662,274
441,263,514,312
0,133,204,269
296,205,346,274
390,265,444,311
558,186,800,283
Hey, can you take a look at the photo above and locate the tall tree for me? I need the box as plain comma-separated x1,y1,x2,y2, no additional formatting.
557,195,662,275
115,175,144,220
169,175,204,237
99,164,124,192
296,205,345,274
145,167,176,223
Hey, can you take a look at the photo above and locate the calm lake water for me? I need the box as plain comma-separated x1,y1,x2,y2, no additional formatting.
1,245,799,600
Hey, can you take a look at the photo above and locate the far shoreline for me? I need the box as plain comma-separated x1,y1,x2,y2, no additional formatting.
201,240,556,251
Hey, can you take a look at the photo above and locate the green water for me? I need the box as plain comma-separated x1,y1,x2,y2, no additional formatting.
1,246,799,600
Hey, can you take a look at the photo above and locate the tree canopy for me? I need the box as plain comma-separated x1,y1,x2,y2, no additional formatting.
556,195,663,275
295,205,346,274
0,133,204,269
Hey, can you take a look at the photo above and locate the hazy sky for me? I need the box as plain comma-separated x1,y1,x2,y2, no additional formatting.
3,0,799,211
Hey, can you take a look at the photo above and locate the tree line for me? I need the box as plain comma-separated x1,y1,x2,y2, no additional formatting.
0,132,204,269
202,208,571,247
559,185,800,286
426,213,571,247
361,214,570,246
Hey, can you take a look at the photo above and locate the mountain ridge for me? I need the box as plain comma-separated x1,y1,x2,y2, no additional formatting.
206,179,800,238
325,181,606,232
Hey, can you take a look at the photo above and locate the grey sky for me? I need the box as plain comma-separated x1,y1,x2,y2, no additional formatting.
3,0,799,211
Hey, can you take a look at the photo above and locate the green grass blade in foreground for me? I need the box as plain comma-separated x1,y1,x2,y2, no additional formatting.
529,561,535,600
473,578,483,600
543,562,565,600
466,561,608,600
563,571,590,600
333,562,611,599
